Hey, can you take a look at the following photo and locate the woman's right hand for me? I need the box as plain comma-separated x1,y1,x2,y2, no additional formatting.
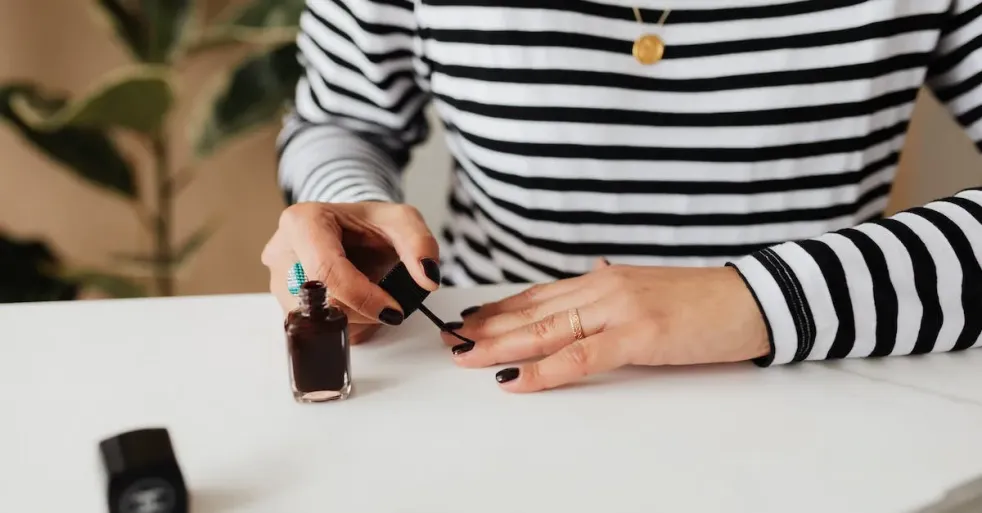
261,201,441,342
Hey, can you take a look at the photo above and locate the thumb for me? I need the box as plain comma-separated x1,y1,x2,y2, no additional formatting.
374,208,442,291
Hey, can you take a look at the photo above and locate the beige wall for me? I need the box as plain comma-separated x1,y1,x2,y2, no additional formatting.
1,0,978,298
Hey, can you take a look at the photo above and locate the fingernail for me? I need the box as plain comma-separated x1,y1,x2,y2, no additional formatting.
378,307,404,326
420,258,441,284
460,306,480,318
495,367,520,383
602,257,611,265
444,321,463,331
451,341,475,355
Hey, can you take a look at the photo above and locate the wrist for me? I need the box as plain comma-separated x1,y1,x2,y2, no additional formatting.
723,265,772,361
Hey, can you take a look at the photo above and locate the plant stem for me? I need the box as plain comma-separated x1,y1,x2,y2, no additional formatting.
151,132,174,296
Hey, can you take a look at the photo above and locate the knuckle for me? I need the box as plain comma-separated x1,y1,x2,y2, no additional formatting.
517,304,539,323
529,313,558,340
351,288,378,316
519,284,543,303
562,341,592,377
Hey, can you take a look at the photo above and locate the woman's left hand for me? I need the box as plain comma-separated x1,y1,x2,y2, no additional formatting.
442,260,771,393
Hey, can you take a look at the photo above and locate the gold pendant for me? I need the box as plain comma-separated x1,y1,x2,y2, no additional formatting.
632,34,665,65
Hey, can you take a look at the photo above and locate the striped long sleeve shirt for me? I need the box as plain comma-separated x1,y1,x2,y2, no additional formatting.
277,0,982,366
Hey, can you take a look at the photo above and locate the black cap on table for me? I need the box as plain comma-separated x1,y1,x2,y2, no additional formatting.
99,427,188,513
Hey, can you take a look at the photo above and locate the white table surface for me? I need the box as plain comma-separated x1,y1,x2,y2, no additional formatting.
2,284,982,513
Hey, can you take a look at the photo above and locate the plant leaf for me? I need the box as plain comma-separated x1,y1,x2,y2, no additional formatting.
11,66,174,134
0,232,79,303
142,0,193,63
111,221,216,270
92,0,193,63
92,0,148,61
185,0,304,54
173,223,215,267
192,42,303,159
63,270,147,298
0,83,138,198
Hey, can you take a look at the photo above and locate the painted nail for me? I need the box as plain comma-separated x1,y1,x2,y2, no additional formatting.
495,368,520,383
378,308,404,326
601,257,611,265
451,341,475,355
460,306,480,318
443,321,464,331
420,258,441,284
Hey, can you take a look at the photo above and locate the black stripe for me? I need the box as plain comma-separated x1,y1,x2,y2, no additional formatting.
301,33,415,90
872,218,943,354
448,192,576,278
433,52,932,92
451,117,910,162
423,14,944,59
913,206,982,351
501,269,532,283
957,103,982,128
308,3,414,39
929,27,982,76
459,145,899,196
942,0,982,35
749,251,808,360
437,88,918,128
934,68,982,103
452,185,771,257
423,0,869,24
459,163,893,226
797,239,856,359
451,253,496,285
837,228,899,357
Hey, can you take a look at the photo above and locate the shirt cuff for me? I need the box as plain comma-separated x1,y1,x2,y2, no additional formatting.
727,247,814,366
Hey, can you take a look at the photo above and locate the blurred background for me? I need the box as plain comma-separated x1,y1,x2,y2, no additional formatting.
0,0,978,303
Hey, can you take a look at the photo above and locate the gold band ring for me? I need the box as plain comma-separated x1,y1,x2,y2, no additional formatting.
568,308,585,341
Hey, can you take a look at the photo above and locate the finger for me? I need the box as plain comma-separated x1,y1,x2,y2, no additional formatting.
371,206,442,290
495,326,632,393
281,208,403,325
451,287,600,344
449,302,606,368
349,323,382,345
593,257,611,270
463,274,596,322
270,267,299,316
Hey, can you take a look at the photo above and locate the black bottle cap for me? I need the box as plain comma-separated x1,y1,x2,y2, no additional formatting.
99,428,188,513
377,261,430,318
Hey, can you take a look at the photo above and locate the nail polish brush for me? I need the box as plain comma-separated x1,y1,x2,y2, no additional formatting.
376,261,475,345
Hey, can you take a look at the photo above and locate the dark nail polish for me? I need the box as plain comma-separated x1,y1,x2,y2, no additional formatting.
451,341,475,355
421,258,441,284
602,257,611,265
495,367,520,383
444,321,463,331
378,307,404,326
460,306,480,318
286,281,351,402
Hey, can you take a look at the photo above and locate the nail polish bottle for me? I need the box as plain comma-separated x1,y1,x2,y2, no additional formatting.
285,280,351,402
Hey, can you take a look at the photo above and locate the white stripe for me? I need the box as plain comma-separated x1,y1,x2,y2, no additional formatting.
894,211,965,353
853,223,923,356
729,255,800,365
818,232,877,358
769,242,839,361
424,31,938,79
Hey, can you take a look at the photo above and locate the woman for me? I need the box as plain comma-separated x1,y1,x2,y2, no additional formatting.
262,0,982,393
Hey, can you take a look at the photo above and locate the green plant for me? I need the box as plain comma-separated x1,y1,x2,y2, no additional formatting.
0,0,305,298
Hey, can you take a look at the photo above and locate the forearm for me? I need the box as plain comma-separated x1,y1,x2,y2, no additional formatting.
277,111,402,204
730,187,982,365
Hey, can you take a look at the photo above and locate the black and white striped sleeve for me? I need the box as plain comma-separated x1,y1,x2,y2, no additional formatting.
729,0,982,366
276,0,431,205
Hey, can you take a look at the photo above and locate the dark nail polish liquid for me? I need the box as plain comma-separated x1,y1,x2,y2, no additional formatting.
285,281,351,403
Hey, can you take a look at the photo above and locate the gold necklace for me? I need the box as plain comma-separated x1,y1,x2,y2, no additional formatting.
631,7,671,65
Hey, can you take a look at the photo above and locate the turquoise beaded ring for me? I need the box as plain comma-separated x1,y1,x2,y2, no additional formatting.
287,262,307,296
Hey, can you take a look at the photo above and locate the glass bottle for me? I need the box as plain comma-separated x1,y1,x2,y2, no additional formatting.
285,280,351,402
